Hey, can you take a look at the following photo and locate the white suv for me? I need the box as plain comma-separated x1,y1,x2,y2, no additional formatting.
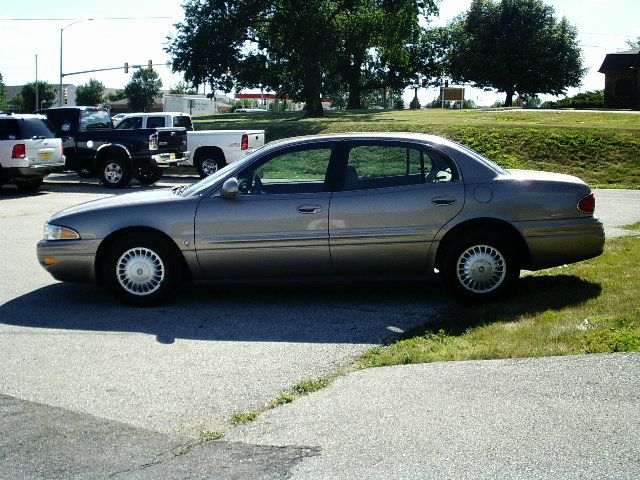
0,114,65,191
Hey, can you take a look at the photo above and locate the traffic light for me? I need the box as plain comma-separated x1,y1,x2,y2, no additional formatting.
63,88,68,105
124,62,129,73
444,79,449,88
148,60,153,71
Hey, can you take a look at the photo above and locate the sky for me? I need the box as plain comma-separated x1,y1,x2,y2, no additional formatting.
1,0,639,106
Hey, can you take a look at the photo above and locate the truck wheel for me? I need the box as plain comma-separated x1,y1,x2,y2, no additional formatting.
99,156,132,189
195,154,225,178
135,166,163,185
15,178,44,192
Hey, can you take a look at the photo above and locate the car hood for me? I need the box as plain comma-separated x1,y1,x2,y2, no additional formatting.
49,189,181,222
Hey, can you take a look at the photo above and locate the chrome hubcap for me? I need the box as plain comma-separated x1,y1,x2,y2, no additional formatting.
456,244,506,294
201,159,218,176
116,247,165,296
104,162,123,183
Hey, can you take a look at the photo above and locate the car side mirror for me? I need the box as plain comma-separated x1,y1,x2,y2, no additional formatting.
220,177,239,197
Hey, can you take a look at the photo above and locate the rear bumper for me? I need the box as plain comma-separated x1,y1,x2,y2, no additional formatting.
36,239,100,283
517,217,605,270
151,150,191,168
1,164,65,181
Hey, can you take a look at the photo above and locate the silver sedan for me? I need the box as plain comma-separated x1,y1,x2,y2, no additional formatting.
37,133,604,305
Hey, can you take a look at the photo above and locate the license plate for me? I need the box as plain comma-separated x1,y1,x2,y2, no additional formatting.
40,152,51,161
170,153,176,160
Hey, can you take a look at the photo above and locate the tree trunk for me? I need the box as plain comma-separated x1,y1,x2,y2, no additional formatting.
347,82,362,110
504,89,515,107
303,65,324,117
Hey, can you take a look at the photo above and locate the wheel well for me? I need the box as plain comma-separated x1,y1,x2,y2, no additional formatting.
96,146,129,164
435,218,532,269
194,146,225,166
94,226,192,285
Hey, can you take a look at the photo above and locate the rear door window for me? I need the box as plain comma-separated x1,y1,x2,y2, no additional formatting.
147,116,166,129
0,119,20,140
20,118,57,139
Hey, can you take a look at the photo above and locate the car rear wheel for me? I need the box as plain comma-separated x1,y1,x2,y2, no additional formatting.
99,156,132,188
104,234,179,306
135,166,163,185
195,154,225,178
15,177,44,192
443,232,519,302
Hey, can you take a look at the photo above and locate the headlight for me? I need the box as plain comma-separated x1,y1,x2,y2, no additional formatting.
43,223,80,241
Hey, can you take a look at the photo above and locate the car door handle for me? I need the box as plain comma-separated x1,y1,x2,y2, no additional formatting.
297,204,323,214
431,196,456,205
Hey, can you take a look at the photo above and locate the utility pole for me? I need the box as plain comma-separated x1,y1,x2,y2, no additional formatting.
35,54,38,111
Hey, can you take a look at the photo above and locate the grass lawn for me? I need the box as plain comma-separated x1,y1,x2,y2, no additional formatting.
358,235,640,368
193,109,640,189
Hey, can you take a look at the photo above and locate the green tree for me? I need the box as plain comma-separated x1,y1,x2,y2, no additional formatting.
169,81,197,95
167,0,437,116
445,0,585,106
626,37,640,49
0,72,8,111
124,68,163,112
20,81,57,111
75,79,105,106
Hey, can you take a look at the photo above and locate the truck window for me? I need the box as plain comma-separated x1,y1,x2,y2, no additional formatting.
79,109,113,131
147,117,166,129
115,117,143,130
0,119,20,140
174,116,193,130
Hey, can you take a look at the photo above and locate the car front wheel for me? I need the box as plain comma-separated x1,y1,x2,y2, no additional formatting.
443,233,519,302
104,234,179,305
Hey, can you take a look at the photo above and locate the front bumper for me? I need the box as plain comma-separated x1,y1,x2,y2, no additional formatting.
37,238,101,283
517,216,605,270
152,150,191,168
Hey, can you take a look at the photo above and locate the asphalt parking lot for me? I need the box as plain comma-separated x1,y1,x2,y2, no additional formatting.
0,175,444,435
1,176,639,479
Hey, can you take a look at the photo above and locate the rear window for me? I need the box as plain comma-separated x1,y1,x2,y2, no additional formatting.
147,117,166,129
0,119,20,140
20,118,56,138
173,116,193,130
79,109,113,131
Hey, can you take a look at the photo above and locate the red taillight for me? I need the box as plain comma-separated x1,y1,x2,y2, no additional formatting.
241,133,249,150
11,144,26,159
61,145,64,156
577,193,595,214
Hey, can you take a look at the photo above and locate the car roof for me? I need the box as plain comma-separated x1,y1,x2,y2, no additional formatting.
265,132,456,149
119,112,189,118
0,113,47,120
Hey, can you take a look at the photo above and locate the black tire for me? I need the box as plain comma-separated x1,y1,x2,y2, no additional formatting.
98,155,132,189
195,153,225,178
15,177,44,192
76,168,96,179
442,232,519,302
103,234,179,306
135,166,163,185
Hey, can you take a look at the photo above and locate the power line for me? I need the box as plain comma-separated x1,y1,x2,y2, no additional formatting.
1,16,175,21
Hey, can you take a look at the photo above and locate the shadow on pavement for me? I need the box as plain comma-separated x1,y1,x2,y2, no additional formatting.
0,280,447,345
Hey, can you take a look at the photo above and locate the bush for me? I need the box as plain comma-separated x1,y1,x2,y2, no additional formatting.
543,90,604,109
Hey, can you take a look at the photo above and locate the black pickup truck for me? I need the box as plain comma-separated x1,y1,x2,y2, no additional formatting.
35,106,190,188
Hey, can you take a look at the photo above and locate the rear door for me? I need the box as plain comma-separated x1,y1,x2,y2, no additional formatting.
329,140,464,274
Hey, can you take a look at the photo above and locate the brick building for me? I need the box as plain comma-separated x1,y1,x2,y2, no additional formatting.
599,49,640,110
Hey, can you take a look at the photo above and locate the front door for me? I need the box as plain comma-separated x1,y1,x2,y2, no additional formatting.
194,143,337,278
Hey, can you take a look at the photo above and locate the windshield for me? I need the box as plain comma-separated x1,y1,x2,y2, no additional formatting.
79,109,113,131
179,145,269,197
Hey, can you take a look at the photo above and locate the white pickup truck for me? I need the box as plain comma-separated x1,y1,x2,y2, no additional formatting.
114,112,265,177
